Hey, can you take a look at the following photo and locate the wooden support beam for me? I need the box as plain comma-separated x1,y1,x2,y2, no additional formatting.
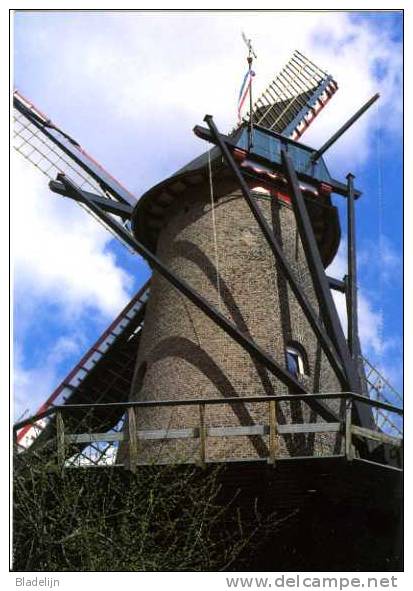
66,432,125,444
281,148,360,394
127,406,138,473
345,399,353,461
20,391,401,414
327,275,347,293
199,403,206,468
310,93,380,162
49,180,133,219
278,422,341,434
351,425,402,448
66,421,342,445
346,173,358,358
268,400,278,465
56,410,65,469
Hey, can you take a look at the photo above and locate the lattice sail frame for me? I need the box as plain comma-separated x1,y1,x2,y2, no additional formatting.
13,90,137,253
65,415,126,468
15,282,150,460
361,356,403,438
245,50,338,140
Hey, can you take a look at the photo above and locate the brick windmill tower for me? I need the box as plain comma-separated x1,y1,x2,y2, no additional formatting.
14,49,402,484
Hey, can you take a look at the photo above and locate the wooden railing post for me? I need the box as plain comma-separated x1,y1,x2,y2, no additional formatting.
199,403,206,468
56,411,65,469
345,397,353,461
268,399,278,465
128,406,138,473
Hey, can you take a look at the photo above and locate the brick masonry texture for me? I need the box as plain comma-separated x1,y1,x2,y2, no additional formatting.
121,175,344,466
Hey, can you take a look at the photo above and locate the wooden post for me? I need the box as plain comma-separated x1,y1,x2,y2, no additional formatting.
128,406,138,473
345,398,353,461
199,403,206,468
268,399,278,465
56,411,65,469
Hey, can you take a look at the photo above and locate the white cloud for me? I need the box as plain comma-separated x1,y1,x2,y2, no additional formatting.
357,294,384,356
358,235,402,287
15,12,401,187
11,154,134,321
11,153,138,419
13,334,86,418
328,240,400,361
331,286,385,357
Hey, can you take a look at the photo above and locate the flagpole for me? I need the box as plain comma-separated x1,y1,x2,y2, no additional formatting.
248,51,254,150
241,32,256,151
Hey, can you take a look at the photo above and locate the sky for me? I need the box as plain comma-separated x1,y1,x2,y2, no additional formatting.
11,10,403,420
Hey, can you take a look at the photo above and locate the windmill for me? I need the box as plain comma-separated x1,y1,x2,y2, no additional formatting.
13,49,402,476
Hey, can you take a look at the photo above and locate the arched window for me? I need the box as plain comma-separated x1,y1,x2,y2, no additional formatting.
285,343,308,378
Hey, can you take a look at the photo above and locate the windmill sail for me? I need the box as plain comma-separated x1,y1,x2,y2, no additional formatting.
13,91,155,464
245,50,338,140
13,90,136,251
15,280,151,463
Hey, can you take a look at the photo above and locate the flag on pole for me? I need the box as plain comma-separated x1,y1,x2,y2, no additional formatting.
238,69,255,123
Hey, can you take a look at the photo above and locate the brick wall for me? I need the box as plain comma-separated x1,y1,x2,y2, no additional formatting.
122,177,344,465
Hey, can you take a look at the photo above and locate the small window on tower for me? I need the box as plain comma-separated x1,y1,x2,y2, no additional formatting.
286,344,307,378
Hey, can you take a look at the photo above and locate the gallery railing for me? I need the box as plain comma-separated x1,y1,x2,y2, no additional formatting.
13,392,403,471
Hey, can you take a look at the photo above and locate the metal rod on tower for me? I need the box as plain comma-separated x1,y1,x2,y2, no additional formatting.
310,93,380,162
